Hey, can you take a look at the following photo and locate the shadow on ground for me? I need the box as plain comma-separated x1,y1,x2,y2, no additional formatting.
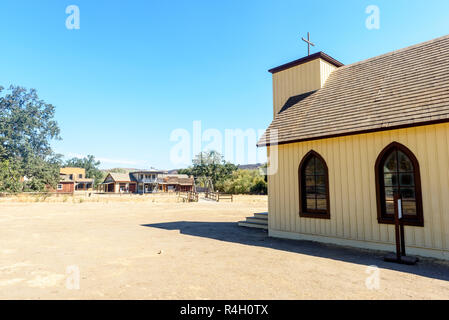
142,221,449,282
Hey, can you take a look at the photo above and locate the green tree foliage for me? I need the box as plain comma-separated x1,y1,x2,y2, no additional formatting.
0,160,23,193
179,151,268,195
65,155,105,187
0,86,61,192
216,169,267,195
179,151,238,188
23,155,61,191
177,168,190,175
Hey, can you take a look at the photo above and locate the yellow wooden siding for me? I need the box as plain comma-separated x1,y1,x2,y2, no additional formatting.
267,123,449,253
272,58,337,118
319,59,338,87
60,167,86,177
272,59,321,117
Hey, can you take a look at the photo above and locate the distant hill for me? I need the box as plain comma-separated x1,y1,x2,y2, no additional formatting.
101,168,143,174
102,164,266,175
168,163,265,173
237,163,265,170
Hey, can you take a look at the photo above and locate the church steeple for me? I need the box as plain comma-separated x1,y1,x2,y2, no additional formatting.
268,51,343,117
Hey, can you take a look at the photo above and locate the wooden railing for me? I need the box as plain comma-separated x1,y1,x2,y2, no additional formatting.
178,191,199,203
205,191,233,202
205,191,218,201
218,193,233,202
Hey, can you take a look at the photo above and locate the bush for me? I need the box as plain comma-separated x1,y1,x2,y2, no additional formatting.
216,169,267,195
250,179,267,195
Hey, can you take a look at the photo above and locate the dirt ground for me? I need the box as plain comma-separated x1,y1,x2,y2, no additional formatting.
1,194,449,300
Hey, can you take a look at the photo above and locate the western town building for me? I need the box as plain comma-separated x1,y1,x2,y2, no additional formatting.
58,167,94,193
101,172,138,193
100,171,195,194
258,35,449,260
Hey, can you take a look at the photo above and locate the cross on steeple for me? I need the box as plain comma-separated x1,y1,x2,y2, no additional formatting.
301,32,315,56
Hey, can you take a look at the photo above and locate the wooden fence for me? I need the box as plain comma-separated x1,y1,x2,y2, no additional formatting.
204,191,233,202
0,191,105,199
0,191,75,198
178,191,199,203
218,193,233,202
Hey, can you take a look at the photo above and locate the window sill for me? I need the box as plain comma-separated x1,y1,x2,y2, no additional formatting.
299,211,331,220
377,217,424,227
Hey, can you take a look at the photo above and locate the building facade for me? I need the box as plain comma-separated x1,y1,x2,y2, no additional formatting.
131,171,164,194
58,167,94,192
101,171,195,194
101,173,137,193
158,174,195,193
258,35,449,260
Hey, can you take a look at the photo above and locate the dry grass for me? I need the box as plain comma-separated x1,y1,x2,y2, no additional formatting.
0,193,268,205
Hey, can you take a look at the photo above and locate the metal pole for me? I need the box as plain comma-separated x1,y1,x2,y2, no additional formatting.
307,32,310,55
393,193,401,262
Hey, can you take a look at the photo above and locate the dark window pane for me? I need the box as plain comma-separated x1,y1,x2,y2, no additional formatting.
315,159,325,175
305,186,316,194
306,198,316,210
301,154,329,215
305,175,315,187
305,158,315,175
402,201,417,215
399,173,414,186
379,147,421,221
316,185,327,195
384,187,398,201
384,174,398,186
316,175,326,186
398,151,413,172
385,200,395,215
383,152,398,173
400,188,415,201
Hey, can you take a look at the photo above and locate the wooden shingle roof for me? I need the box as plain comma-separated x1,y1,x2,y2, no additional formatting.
258,34,449,147
107,173,135,182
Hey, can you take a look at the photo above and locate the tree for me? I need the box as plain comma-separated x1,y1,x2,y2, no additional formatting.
216,169,267,195
23,154,62,191
65,155,105,188
0,86,61,192
181,151,238,188
0,160,23,193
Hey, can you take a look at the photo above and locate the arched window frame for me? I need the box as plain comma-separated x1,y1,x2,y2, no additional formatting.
298,150,331,219
375,142,424,227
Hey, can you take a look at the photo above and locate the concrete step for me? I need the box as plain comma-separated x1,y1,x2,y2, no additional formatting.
238,221,268,230
254,212,268,220
246,217,268,225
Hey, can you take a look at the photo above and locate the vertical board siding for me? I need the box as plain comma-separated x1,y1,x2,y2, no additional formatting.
272,59,322,117
272,59,337,117
436,125,449,250
319,60,338,87
268,123,449,253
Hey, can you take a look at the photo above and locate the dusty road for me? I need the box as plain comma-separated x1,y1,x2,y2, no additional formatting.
1,194,449,299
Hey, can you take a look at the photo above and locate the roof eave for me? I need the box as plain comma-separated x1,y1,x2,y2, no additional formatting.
257,118,449,148
268,52,344,74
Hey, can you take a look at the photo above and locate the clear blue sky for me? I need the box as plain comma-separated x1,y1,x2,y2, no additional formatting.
0,0,448,169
